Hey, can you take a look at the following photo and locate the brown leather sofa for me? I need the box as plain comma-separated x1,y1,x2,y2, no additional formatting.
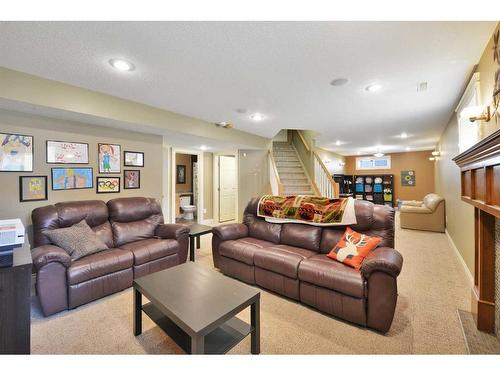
212,197,403,333
31,197,189,316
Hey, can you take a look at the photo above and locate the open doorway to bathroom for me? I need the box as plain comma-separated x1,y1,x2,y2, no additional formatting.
172,150,203,224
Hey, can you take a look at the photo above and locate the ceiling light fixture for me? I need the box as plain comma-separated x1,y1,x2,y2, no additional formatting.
109,58,135,72
401,132,408,139
250,113,265,122
330,78,350,87
200,145,208,151
429,157,436,161
431,151,440,156
405,147,411,151
365,83,382,93
335,140,342,146
374,152,385,158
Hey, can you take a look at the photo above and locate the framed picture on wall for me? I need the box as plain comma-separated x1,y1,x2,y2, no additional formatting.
51,167,93,190
46,140,89,164
401,170,416,186
19,175,48,202
124,170,140,189
124,151,144,167
96,176,120,193
0,133,34,172
98,143,121,173
176,165,186,184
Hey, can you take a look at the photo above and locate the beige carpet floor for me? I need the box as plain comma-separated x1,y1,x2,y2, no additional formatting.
31,214,472,354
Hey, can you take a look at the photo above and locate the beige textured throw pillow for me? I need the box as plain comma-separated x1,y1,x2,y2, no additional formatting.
43,220,109,261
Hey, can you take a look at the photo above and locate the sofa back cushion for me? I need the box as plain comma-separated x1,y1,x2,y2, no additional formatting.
32,200,113,247
107,197,164,246
280,223,322,251
319,200,395,253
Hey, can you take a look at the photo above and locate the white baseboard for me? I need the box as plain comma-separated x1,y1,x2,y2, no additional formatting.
445,229,474,286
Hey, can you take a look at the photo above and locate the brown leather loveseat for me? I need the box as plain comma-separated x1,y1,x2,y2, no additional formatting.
212,197,403,333
31,197,189,316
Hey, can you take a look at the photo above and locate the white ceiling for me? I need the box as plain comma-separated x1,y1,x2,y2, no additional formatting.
0,21,496,155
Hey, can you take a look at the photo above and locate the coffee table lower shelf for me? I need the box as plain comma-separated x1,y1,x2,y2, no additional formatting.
142,302,253,354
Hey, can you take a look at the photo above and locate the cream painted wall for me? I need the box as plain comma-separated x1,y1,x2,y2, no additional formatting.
435,115,475,275
0,109,163,241
477,22,500,138
203,152,213,220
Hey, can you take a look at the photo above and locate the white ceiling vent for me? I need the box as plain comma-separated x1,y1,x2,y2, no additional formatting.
417,82,428,92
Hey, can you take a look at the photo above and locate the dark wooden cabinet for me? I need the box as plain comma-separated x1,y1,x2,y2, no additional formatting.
0,243,32,354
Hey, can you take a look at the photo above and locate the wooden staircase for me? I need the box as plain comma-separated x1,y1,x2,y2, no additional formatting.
272,142,315,195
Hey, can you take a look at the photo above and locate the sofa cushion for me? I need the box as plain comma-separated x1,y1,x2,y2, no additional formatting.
43,220,109,261
111,217,163,247
298,254,366,298
67,248,133,285
280,223,322,251
219,237,275,265
119,238,179,266
327,227,382,270
254,245,316,279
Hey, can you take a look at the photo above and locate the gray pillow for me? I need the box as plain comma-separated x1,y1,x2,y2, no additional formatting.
43,220,109,261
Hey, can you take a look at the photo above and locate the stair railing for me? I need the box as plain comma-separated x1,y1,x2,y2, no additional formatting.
313,152,339,198
269,150,284,195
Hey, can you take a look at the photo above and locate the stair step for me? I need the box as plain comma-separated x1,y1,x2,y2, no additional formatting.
284,191,314,196
276,161,302,167
277,168,305,174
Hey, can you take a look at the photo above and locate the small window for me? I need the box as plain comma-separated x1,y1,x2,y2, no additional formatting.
355,156,391,170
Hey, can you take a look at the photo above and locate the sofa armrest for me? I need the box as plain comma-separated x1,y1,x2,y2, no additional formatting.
32,245,71,271
361,247,403,279
212,223,248,241
401,200,423,207
155,223,190,240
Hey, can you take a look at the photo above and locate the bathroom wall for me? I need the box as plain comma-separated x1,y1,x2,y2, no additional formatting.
175,153,193,194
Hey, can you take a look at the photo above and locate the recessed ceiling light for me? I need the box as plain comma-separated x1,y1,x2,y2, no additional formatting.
250,113,265,122
356,151,361,155
109,58,135,72
431,151,440,156
330,78,350,87
335,140,342,146
405,147,411,151
374,152,385,157
365,83,382,93
200,145,208,151
401,132,408,139
429,157,435,161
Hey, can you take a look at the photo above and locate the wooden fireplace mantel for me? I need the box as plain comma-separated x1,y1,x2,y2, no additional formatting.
453,128,500,333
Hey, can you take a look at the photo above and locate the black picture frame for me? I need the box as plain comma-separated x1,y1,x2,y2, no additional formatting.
46,140,90,164
124,151,145,167
176,165,186,184
124,170,141,189
96,176,121,194
19,175,48,202
51,167,94,190
98,143,121,174
0,133,34,172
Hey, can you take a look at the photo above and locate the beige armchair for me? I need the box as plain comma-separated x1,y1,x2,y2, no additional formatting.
400,193,445,232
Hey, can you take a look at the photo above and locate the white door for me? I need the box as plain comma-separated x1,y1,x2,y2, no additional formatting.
219,155,236,222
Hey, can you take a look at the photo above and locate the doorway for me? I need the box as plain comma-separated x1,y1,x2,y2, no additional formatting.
218,155,237,222
171,149,203,224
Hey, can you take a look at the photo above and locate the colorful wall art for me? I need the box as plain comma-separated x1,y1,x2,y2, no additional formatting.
0,133,33,172
52,167,93,190
98,143,121,173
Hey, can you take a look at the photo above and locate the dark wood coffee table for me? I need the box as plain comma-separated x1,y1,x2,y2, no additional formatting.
188,223,212,261
133,262,260,354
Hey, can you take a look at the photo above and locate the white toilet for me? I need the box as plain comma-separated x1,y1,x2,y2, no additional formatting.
179,196,196,221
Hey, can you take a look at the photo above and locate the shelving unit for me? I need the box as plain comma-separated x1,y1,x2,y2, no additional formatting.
354,174,394,207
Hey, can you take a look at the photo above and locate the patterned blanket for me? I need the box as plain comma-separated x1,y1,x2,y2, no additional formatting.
257,195,357,226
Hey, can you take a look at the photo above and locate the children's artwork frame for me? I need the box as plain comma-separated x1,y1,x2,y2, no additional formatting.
124,151,144,167
96,176,121,193
98,143,121,173
0,133,34,172
124,170,140,189
19,175,48,202
46,140,89,164
51,167,93,190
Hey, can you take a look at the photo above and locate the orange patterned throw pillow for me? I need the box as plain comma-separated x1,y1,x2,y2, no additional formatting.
327,227,382,270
